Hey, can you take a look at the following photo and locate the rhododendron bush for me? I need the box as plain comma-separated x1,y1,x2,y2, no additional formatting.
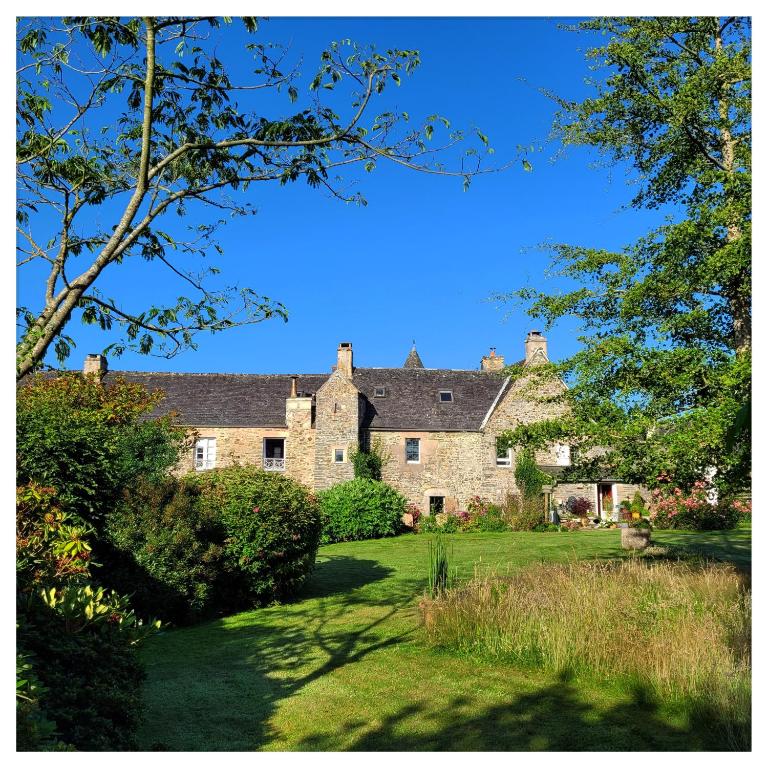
650,481,743,530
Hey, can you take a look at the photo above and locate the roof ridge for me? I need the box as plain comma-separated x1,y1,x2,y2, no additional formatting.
108,370,329,377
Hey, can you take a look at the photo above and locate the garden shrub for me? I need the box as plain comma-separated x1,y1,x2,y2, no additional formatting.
506,494,543,532
419,513,462,533
319,478,407,543
630,490,648,517
16,651,65,751
192,465,322,602
16,483,157,751
464,496,509,532
103,477,233,624
650,482,741,530
18,607,147,751
532,523,560,532
17,373,185,527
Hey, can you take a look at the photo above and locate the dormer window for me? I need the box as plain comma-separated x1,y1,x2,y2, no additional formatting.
374,387,386,398
439,390,453,403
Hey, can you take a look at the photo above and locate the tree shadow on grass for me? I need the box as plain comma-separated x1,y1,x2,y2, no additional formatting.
139,549,750,752
139,555,422,751
653,531,752,573
297,671,750,752
298,554,398,599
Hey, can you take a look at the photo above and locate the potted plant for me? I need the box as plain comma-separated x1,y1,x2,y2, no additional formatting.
621,518,652,550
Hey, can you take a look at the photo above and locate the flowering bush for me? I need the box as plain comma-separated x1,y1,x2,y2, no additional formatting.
417,500,509,534
406,503,422,525
732,499,751,521
194,466,322,601
560,519,582,532
467,495,491,516
650,481,740,530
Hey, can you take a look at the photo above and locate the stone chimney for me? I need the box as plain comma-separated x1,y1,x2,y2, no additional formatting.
83,353,107,377
480,347,505,372
285,375,314,487
524,331,548,365
336,342,353,378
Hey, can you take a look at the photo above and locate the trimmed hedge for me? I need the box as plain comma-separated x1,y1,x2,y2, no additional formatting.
319,479,407,544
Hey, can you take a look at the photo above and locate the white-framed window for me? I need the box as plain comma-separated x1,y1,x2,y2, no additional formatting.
496,438,512,467
194,437,217,470
405,438,420,464
555,443,571,466
333,448,345,463
263,438,286,471
374,387,386,398
439,390,453,403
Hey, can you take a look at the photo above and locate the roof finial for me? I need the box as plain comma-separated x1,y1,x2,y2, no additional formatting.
403,342,424,369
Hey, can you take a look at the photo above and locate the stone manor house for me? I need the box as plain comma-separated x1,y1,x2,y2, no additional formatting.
81,331,644,519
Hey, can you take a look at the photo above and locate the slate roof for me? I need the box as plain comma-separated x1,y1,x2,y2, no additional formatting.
29,366,509,431
353,368,505,431
102,371,329,427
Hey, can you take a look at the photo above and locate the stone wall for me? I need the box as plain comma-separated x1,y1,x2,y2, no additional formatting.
369,371,575,512
176,424,314,489
286,396,315,487
313,370,362,490
553,481,649,520
177,426,287,473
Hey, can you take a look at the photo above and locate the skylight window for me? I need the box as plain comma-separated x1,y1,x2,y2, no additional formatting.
374,387,386,397
439,390,453,403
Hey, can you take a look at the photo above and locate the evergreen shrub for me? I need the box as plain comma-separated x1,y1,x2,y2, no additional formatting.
103,477,233,624
191,465,322,602
319,478,407,543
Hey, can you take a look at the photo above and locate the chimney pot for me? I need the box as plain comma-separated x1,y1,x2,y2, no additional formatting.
289,375,298,398
83,353,107,378
524,330,548,365
336,341,353,378
480,347,505,372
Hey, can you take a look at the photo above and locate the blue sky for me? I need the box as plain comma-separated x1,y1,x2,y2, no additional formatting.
17,17,673,375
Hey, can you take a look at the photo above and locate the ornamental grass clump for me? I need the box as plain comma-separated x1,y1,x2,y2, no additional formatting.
427,535,451,598
420,559,750,747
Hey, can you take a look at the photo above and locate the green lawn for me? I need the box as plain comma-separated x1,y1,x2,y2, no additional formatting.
138,529,751,751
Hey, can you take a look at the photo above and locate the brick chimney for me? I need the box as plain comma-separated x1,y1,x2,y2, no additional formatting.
480,347,505,372
336,342,353,378
524,331,548,365
83,353,107,377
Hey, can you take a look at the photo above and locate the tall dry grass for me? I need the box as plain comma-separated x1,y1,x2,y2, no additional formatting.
420,559,750,745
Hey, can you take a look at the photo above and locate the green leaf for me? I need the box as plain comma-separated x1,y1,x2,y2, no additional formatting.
522,159,532,172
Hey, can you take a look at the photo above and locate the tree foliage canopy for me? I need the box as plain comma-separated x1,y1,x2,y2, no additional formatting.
498,17,751,494
16,16,500,378
16,372,186,524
